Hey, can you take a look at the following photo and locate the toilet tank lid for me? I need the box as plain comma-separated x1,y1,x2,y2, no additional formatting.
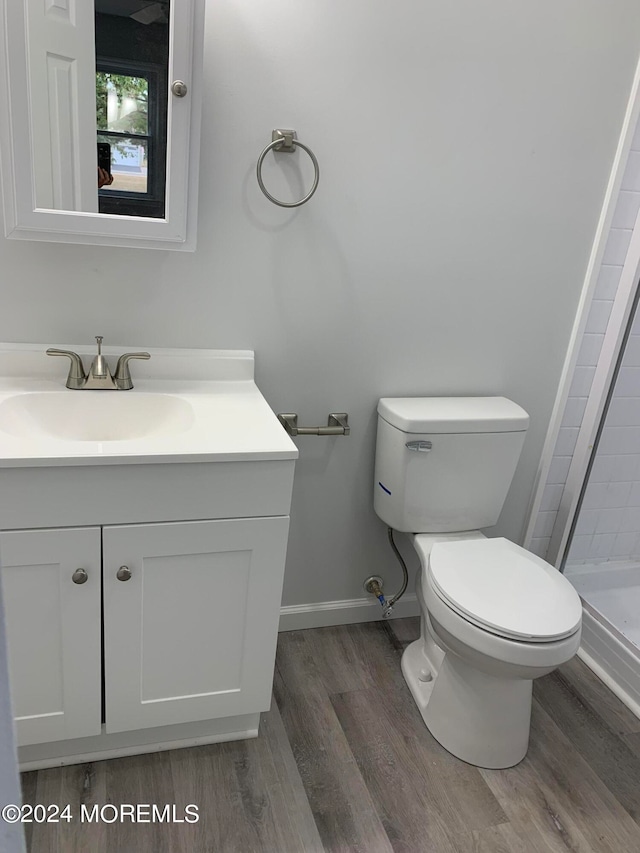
377,397,529,434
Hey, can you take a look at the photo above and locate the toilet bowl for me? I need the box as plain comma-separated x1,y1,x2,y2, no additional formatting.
401,533,581,768
373,396,583,768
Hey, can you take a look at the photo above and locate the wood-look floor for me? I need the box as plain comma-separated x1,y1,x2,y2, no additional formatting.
21,617,640,852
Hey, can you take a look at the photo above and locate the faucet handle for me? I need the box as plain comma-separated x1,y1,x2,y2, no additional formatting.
46,348,87,389
114,352,151,390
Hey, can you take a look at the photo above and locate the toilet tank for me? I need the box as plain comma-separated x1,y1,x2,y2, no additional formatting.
374,397,529,533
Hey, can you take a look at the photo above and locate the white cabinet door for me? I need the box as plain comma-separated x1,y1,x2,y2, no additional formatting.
0,528,101,746
103,517,290,733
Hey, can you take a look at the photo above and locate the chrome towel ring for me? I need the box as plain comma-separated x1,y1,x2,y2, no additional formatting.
256,129,319,208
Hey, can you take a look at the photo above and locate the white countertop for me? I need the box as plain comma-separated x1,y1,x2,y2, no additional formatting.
0,344,298,467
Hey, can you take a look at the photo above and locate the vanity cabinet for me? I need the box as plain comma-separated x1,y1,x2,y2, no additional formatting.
0,346,298,769
1,516,290,756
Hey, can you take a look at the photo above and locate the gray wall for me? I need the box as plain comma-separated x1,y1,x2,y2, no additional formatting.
1,0,640,607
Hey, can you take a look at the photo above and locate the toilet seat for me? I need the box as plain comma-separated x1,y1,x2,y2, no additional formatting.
428,537,582,643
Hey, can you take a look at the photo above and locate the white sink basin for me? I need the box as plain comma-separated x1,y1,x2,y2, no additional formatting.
0,392,195,442
0,344,299,467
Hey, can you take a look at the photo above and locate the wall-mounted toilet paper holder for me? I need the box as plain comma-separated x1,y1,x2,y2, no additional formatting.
277,412,350,437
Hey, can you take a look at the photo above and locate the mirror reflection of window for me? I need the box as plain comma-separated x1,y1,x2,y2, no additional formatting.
97,73,150,194
94,1,170,218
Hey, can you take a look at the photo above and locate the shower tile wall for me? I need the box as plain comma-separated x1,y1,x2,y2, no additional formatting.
567,306,640,565
530,117,640,561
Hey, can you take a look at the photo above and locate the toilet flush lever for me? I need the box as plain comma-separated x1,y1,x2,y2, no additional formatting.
406,440,432,452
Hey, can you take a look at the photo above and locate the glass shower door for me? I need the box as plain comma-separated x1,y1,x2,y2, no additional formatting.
564,290,640,653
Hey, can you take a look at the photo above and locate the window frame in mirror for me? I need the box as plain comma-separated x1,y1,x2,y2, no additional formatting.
96,58,167,219
0,0,204,251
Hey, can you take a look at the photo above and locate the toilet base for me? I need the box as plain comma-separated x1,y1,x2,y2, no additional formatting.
402,638,532,769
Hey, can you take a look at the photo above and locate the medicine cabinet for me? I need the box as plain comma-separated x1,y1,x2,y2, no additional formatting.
0,0,204,250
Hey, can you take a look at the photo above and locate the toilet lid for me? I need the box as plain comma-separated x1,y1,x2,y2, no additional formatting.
428,537,582,642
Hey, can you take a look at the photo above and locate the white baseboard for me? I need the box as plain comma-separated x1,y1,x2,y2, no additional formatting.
279,593,420,632
578,605,640,721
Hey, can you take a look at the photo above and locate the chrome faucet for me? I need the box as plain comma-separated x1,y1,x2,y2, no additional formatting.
46,336,150,390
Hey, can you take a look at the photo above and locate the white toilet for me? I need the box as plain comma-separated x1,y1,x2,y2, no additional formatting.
374,396,582,769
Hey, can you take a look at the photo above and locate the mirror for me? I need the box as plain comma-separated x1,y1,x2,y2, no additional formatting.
0,0,204,249
95,1,169,218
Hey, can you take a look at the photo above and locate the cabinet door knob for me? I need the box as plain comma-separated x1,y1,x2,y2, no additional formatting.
72,568,88,584
116,565,132,582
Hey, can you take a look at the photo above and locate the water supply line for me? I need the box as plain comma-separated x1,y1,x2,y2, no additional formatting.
364,527,409,618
